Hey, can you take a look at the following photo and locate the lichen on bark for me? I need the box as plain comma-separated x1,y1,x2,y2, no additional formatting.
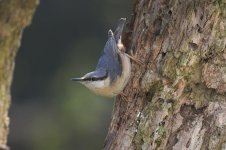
104,0,226,149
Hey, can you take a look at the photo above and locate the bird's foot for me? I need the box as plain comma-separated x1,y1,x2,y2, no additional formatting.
125,53,144,65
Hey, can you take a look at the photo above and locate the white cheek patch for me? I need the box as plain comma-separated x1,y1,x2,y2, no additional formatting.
89,80,105,88
82,77,110,90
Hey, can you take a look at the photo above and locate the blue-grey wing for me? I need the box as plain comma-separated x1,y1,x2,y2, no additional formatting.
96,34,121,81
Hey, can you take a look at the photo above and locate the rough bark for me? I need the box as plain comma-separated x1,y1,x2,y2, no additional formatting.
0,1,38,149
104,0,226,149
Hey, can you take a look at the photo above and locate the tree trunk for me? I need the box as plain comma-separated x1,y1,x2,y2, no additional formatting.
104,0,226,149
0,1,38,149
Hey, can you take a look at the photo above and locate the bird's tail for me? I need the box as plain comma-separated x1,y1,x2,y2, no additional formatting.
114,18,126,41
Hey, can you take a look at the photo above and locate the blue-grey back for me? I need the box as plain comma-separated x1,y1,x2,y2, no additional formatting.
96,35,122,82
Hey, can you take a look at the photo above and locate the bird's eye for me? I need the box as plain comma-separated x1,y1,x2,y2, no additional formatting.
91,77,97,81
88,77,95,81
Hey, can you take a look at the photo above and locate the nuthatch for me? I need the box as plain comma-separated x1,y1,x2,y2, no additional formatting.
71,18,131,97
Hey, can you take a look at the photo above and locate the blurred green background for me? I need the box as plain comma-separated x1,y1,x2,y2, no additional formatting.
9,0,132,150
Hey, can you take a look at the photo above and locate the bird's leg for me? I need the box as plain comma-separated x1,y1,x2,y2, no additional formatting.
117,45,144,65
125,53,144,65
116,35,144,65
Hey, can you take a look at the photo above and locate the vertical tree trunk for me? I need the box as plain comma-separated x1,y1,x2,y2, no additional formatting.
104,0,226,149
0,1,38,149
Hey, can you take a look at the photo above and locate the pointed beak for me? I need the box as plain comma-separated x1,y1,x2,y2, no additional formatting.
71,77,84,81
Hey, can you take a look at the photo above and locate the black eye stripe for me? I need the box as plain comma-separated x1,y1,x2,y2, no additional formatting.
83,72,108,81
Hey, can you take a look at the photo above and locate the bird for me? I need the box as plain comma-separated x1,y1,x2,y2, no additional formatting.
71,18,131,97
